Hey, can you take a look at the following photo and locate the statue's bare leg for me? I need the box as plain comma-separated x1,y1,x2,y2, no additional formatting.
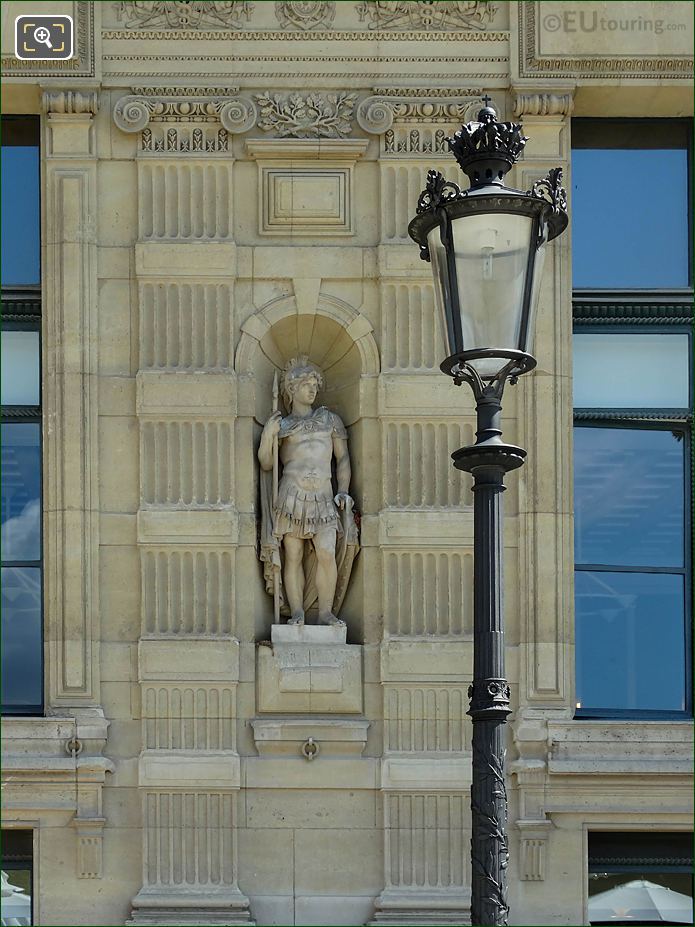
283,535,305,624
313,527,345,627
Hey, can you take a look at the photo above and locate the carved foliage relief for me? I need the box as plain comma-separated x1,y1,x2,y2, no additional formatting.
115,1,253,29
357,0,497,30
111,0,498,31
255,92,357,138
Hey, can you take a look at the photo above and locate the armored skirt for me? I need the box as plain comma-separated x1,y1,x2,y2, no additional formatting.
272,406,347,540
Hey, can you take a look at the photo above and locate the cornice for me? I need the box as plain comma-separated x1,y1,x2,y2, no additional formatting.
245,138,369,160
101,29,507,42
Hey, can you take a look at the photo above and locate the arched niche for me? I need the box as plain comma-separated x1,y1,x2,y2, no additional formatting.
236,293,379,427
235,294,380,642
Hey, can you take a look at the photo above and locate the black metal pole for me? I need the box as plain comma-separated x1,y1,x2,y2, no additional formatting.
452,383,526,927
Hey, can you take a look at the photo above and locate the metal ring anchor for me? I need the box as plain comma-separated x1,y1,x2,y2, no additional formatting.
301,737,319,761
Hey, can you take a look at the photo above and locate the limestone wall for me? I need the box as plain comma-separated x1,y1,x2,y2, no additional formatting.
1,2,693,926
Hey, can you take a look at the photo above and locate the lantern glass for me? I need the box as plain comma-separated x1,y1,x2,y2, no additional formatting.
429,209,545,378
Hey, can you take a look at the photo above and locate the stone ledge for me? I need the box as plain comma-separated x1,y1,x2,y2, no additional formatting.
139,638,240,682
548,720,694,775
137,508,239,544
135,241,237,277
243,755,378,790
380,640,472,682
129,888,254,926
246,138,369,160
136,371,237,417
377,510,474,547
380,756,472,790
251,718,370,756
271,623,347,645
138,751,241,788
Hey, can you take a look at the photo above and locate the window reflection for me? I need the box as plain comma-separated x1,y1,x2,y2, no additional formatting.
1,424,41,563
0,146,40,286
574,427,684,569
1,567,42,711
572,147,689,288
575,571,685,712
573,334,690,409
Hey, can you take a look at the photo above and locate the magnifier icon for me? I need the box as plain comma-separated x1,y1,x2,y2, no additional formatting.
33,26,53,49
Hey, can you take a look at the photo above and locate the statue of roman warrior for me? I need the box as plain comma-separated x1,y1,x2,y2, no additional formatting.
257,357,359,627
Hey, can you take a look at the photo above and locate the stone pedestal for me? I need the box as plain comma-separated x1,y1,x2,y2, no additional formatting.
257,624,363,713
128,890,254,926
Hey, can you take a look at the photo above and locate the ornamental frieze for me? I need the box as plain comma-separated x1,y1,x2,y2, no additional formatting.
356,0,497,30
112,88,498,151
114,1,253,29
111,0,499,32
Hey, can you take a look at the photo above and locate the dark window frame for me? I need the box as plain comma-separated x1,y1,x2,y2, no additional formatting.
572,118,693,289
572,311,693,720
2,113,43,717
588,831,694,927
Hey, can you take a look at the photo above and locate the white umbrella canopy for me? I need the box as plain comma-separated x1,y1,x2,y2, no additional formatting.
0,870,31,927
589,879,693,924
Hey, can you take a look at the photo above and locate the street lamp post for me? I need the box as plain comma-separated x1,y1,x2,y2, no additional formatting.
408,103,568,927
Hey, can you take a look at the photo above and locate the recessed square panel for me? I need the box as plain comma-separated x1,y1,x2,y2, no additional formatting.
261,166,353,235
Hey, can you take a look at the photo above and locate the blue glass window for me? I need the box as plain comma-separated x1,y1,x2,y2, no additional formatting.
572,119,692,718
572,121,690,289
2,115,42,715
574,426,685,570
574,422,690,717
1,118,40,286
1,423,42,713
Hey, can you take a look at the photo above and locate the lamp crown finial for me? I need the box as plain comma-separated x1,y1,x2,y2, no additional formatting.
447,106,528,188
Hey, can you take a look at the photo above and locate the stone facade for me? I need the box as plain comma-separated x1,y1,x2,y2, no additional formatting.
1,2,693,925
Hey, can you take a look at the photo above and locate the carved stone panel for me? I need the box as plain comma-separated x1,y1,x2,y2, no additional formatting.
517,0,693,79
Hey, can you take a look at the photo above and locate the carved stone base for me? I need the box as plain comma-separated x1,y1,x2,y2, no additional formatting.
257,624,362,713
369,892,471,926
128,890,254,926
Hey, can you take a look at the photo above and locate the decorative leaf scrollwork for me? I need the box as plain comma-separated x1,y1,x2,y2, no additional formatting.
255,91,357,138
528,166,567,215
416,169,463,214
471,738,510,923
